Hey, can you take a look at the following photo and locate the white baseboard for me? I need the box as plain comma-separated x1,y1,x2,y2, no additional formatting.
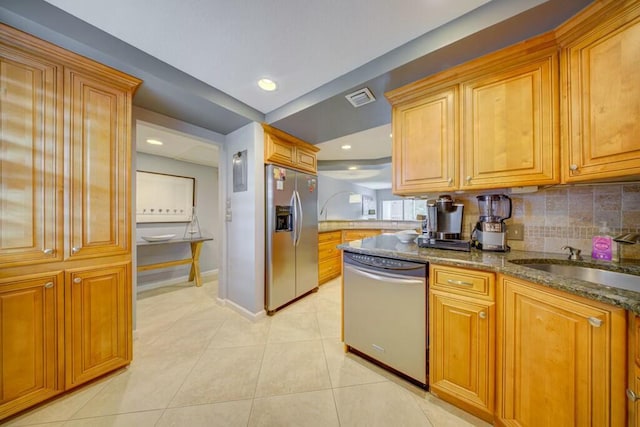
136,269,218,293
218,298,267,321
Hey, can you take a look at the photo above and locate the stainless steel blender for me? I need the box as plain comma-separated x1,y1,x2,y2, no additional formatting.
472,194,512,251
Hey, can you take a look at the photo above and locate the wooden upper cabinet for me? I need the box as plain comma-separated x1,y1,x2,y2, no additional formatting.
263,123,319,174
65,66,137,260
0,273,63,419
388,86,458,195
461,46,559,189
386,33,560,195
0,41,63,267
559,0,640,182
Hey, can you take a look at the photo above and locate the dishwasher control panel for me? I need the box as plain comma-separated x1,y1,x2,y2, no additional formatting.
344,252,427,271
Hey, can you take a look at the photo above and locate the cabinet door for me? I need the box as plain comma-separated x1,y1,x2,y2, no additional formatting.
430,291,494,422
562,3,640,182
65,263,131,388
497,275,626,427
0,273,63,419
264,132,295,168
66,67,132,260
628,314,640,426
0,42,63,267
295,145,317,174
391,86,458,195
461,53,559,189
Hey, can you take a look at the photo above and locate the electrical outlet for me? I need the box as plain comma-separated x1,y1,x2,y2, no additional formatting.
506,223,524,241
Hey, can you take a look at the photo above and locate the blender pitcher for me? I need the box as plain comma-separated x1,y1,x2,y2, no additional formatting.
477,194,512,222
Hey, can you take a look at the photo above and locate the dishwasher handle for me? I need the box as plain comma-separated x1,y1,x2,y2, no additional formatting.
344,264,425,285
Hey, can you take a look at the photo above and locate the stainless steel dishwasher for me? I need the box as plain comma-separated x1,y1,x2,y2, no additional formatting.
343,251,428,386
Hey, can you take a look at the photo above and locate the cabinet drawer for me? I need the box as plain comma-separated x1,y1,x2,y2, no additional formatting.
319,258,341,284
430,264,495,300
319,241,341,260
319,231,342,244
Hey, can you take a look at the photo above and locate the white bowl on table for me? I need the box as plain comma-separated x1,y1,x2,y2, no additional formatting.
141,234,176,242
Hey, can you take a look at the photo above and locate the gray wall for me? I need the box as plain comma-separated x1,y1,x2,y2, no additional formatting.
317,175,377,220
136,153,219,288
222,122,266,316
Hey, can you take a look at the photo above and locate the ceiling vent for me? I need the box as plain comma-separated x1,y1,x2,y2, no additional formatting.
345,87,376,108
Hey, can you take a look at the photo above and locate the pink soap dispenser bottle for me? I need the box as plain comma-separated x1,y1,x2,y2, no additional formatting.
592,222,617,261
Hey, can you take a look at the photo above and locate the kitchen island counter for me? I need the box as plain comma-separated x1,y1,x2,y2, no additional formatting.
339,233,640,314
319,220,421,232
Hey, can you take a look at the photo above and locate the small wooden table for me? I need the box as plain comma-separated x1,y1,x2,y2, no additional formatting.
136,236,213,286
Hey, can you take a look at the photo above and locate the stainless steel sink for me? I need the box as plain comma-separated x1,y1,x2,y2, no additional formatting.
513,262,640,292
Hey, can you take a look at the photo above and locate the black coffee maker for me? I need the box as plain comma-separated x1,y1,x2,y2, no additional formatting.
472,194,512,251
417,195,470,251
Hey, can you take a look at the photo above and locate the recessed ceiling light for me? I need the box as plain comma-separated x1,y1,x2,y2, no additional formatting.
146,139,163,146
341,144,352,150
258,78,277,91
348,166,358,170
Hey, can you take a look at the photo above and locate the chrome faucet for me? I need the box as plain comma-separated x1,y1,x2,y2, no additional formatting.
561,245,583,261
614,232,640,244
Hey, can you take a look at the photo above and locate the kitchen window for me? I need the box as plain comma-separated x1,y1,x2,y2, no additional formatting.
381,199,427,220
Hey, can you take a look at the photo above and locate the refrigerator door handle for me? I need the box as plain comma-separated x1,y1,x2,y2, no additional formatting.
290,192,297,244
294,190,303,246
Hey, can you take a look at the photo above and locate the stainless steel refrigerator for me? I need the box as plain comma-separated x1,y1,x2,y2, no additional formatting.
265,164,319,314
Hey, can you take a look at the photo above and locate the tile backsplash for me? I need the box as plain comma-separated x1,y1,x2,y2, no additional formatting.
454,183,640,260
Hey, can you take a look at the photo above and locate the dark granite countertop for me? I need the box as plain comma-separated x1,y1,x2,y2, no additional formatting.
319,220,421,233
338,234,640,315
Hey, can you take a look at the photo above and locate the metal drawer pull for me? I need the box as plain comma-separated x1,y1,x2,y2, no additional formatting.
43,248,54,255
479,311,487,319
73,278,82,284
628,389,639,402
71,246,81,254
588,317,603,327
44,282,54,288
447,279,474,286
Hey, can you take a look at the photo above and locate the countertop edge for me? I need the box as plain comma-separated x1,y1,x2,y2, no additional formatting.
339,236,640,315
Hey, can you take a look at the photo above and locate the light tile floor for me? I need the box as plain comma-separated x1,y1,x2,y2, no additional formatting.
6,278,491,426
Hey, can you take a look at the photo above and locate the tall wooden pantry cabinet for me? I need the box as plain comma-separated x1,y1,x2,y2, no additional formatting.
0,23,141,419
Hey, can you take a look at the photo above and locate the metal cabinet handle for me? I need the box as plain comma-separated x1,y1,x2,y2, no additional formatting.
72,247,81,254
588,317,603,327
73,277,82,284
569,164,579,171
466,176,472,183
479,311,487,319
44,282,54,289
447,279,473,287
43,248,54,255
447,177,453,186
628,389,640,402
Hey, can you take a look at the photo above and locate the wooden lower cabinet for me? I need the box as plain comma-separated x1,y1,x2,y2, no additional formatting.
497,274,626,427
341,229,381,242
628,313,640,426
65,263,132,388
318,231,342,284
0,273,64,419
429,265,495,423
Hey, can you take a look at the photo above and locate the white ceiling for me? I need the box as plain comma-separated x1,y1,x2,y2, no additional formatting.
315,124,392,161
33,0,586,190
42,0,492,114
135,120,392,189
136,122,219,167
